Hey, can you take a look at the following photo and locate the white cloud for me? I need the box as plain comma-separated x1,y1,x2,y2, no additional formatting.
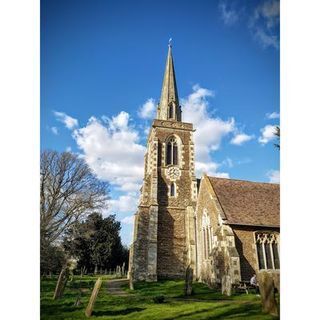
138,98,156,119
249,0,280,49
258,124,278,144
54,111,79,129
115,182,141,192
182,84,235,177
69,85,247,218
230,133,254,145
260,0,280,28
108,194,139,213
195,161,230,178
72,111,145,220
266,111,280,119
219,1,239,26
73,113,145,190
267,169,280,183
121,215,135,225
222,157,234,168
254,28,279,49
51,126,58,135
66,146,72,152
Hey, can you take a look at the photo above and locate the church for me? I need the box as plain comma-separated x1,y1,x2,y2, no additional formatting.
128,44,280,286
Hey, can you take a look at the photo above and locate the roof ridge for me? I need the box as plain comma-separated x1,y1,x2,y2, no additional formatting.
208,176,279,186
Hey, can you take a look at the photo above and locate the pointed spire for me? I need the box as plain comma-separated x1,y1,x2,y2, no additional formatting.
157,40,181,121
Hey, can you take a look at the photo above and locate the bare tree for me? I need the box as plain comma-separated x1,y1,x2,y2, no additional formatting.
40,150,108,247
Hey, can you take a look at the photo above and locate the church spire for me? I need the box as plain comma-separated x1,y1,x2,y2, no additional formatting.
157,41,181,121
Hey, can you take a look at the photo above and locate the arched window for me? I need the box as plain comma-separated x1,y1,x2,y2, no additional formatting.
170,183,176,197
255,233,280,270
166,137,178,165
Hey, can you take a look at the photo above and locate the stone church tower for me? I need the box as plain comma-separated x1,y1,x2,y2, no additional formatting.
129,44,198,281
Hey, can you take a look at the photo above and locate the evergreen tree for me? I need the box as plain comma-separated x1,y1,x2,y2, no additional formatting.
63,213,128,273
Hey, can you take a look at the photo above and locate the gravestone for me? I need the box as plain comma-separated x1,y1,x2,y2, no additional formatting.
128,271,134,290
85,278,102,317
116,265,122,277
184,265,193,296
221,275,232,296
53,266,69,300
257,271,279,316
121,262,125,277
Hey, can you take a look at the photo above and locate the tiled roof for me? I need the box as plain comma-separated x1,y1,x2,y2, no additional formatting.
207,176,280,227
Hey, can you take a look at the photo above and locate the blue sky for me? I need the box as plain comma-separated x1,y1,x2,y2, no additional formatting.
41,0,280,245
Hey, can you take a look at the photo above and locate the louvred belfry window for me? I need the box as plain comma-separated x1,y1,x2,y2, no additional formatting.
255,232,280,270
166,137,178,165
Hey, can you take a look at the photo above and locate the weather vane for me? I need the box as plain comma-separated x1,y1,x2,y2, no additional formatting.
168,37,173,47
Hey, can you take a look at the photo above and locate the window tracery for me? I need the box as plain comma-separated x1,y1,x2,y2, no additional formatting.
166,137,178,165
255,232,280,270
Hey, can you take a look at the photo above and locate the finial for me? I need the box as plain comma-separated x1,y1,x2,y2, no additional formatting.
168,37,172,47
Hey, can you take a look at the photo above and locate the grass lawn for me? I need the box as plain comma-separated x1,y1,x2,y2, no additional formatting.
41,275,279,320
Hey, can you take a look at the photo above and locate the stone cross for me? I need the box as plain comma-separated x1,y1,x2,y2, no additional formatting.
184,265,193,296
85,278,102,317
257,271,279,316
53,266,69,300
221,275,232,296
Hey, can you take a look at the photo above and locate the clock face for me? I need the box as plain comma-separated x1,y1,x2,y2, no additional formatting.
168,167,180,180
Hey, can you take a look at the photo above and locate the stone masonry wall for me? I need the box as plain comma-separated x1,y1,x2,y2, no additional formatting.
195,177,222,279
132,206,150,280
157,207,187,278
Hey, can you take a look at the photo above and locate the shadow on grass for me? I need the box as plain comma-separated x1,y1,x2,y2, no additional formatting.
41,301,82,315
93,307,145,316
162,302,278,320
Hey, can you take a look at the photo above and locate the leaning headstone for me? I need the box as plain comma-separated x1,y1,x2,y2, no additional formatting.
53,266,69,300
221,275,232,296
85,278,102,317
257,271,279,316
184,265,193,296
128,271,134,290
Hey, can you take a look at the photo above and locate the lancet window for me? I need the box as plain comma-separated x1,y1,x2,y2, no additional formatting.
169,104,174,119
170,183,176,197
202,210,212,260
255,232,280,270
166,137,178,165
